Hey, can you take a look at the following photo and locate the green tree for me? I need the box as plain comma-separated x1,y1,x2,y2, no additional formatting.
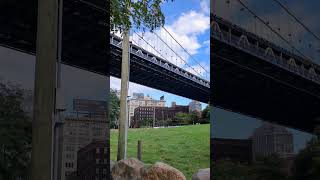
174,112,193,125
110,89,120,129
250,154,288,180
212,160,250,180
201,105,210,124
140,118,153,128
190,111,199,124
110,0,173,160
291,137,320,180
0,82,32,179
110,0,173,32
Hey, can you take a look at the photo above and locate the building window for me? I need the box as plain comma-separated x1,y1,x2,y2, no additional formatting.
96,159,99,164
103,168,107,174
96,168,99,174
66,153,73,159
96,148,100,154
65,162,74,168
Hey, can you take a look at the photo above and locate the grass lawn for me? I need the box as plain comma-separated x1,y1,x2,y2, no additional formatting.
110,124,210,179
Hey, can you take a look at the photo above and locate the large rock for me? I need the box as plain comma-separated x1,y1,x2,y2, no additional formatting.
111,158,145,180
192,168,210,180
110,160,115,171
142,162,186,180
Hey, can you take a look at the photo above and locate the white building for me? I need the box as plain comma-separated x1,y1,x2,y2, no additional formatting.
251,123,294,160
189,100,202,113
128,93,165,127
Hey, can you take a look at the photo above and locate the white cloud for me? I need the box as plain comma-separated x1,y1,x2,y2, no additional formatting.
171,10,210,35
200,0,210,15
110,77,157,97
130,5,210,77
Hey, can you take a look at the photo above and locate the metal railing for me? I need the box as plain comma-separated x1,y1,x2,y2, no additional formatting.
212,16,320,84
110,34,210,88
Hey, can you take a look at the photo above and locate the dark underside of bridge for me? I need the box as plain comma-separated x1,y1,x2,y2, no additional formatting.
212,39,320,133
0,0,209,103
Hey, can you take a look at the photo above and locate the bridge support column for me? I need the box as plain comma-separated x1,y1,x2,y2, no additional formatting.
31,0,58,179
118,30,130,160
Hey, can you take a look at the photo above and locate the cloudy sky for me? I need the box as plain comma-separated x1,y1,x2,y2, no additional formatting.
111,0,210,108
211,0,317,153
212,0,320,65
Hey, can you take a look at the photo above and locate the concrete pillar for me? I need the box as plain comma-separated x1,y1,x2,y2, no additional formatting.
31,0,58,179
118,30,130,160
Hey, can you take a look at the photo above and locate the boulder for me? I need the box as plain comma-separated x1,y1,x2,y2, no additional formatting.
142,162,186,180
192,168,210,180
111,158,145,180
110,160,115,171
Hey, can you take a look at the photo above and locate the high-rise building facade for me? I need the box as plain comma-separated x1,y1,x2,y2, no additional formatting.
67,140,109,180
61,116,108,180
189,100,202,113
127,93,165,126
251,123,294,160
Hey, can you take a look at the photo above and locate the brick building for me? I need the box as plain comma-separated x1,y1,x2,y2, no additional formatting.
131,104,189,128
67,140,109,180
60,116,109,179
128,94,165,127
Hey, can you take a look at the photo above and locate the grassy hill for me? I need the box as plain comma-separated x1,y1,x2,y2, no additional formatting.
110,124,210,179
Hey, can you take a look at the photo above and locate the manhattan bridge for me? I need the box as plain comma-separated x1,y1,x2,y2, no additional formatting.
212,0,320,133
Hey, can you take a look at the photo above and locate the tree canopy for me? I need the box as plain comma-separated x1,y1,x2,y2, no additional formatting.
0,81,31,179
110,88,120,129
110,0,173,32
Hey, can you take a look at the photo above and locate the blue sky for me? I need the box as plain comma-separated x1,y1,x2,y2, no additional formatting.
111,0,210,109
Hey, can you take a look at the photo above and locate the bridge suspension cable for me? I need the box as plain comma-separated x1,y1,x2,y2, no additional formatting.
130,30,205,78
161,27,209,76
236,0,314,62
151,30,208,79
271,0,320,42
130,28,209,80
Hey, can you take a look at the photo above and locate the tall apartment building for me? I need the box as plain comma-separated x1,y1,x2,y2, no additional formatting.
67,140,109,180
189,100,202,113
128,93,165,126
61,116,109,180
251,123,294,160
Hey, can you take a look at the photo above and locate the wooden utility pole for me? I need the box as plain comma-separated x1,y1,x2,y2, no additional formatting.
31,0,58,179
137,140,142,161
118,30,130,160
153,107,156,127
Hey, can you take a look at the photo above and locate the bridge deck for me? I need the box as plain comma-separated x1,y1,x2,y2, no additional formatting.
0,0,210,103
212,15,320,133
